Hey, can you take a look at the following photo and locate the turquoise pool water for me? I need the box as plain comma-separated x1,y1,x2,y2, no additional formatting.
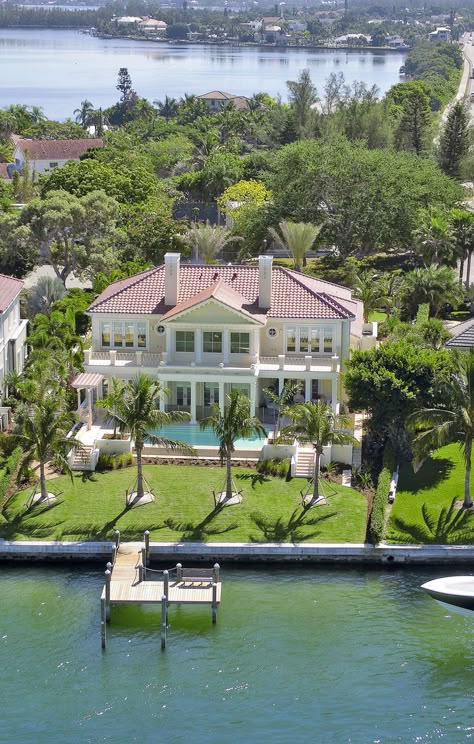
148,423,267,449
2,566,474,742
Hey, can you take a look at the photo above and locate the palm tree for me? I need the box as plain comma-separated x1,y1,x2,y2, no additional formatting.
28,106,46,123
96,377,124,437
401,265,460,319
14,389,78,503
415,209,456,267
408,351,474,510
155,96,178,121
282,401,357,506
262,379,302,436
113,374,192,500
184,221,242,264
73,99,95,128
450,208,474,289
200,391,266,501
352,270,388,324
268,221,322,271
27,276,66,316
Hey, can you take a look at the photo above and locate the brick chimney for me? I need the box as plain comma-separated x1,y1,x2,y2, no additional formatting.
164,252,180,306
258,255,273,309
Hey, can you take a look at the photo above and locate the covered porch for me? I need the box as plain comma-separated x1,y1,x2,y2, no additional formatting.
257,375,339,425
158,379,257,424
71,372,104,431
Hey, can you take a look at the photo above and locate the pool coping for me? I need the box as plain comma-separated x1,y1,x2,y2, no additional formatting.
2,539,474,564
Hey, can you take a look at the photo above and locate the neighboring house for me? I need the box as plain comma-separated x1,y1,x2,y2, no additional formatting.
446,319,474,349
138,18,167,35
334,33,371,44
262,25,284,43
385,34,408,48
429,26,451,42
285,19,308,32
115,15,142,25
13,138,104,178
83,253,364,426
0,274,28,415
197,91,250,111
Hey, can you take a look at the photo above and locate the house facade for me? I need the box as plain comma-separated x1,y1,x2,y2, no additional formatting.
197,91,250,112
429,26,451,42
13,138,104,178
83,254,363,425
0,274,28,410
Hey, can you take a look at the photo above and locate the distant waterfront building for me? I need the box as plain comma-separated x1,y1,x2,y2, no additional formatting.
138,18,167,36
197,91,250,111
12,138,104,179
429,26,452,42
115,16,142,25
334,33,371,45
384,34,408,48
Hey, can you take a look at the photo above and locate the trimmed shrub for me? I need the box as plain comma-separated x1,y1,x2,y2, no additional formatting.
369,444,396,544
97,452,133,471
257,458,290,478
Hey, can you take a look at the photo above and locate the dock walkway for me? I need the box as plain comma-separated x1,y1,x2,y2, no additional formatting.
100,531,221,649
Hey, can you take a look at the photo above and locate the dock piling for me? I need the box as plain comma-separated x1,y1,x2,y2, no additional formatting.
176,562,182,581
212,563,220,583
100,597,107,649
105,569,111,622
212,582,218,624
138,562,144,583
144,530,150,565
163,570,169,600
161,595,167,650
114,529,120,549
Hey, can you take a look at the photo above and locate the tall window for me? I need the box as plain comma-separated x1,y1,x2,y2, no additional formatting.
203,331,222,353
113,322,123,347
230,332,250,354
324,329,333,353
124,322,135,348
101,323,111,347
286,328,296,353
137,322,146,348
175,331,195,353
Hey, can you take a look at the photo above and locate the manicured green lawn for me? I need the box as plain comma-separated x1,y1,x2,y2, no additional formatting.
368,311,387,322
386,444,474,544
0,465,368,543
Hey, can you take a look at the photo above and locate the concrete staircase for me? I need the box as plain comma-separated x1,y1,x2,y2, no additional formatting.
294,447,315,478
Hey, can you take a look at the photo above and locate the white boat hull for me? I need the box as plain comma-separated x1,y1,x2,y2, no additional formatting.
421,576,474,614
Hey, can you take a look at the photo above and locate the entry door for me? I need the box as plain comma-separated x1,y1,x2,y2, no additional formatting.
204,383,219,407
176,384,191,406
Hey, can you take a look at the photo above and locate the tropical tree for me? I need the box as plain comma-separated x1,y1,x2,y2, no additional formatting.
200,391,266,501
268,220,321,271
95,377,124,437
415,209,456,267
438,100,470,178
155,96,178,121
113,374,192,500
282,401,356,506
400,265,460,319
352,270,387,323
73,99,94,128
287,68,318,132
14,388,78,502
262,379,302,435
26,275,66,315
450,208,474,289
184,221,242,263
394,83,431,155
408,350,474,509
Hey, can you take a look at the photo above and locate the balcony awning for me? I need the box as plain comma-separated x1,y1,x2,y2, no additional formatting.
71,372,104,390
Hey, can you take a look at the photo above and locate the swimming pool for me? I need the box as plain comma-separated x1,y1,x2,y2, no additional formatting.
147,423,267,449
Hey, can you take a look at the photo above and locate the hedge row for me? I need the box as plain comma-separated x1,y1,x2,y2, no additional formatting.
369,444,396,545
0,446,23,507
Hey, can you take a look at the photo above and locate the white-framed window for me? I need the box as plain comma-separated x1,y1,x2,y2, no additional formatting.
101,321,147,349
49,162,59,169
203,331,222,353
230,332,250,354
175,330,194,353
286,326,334,354
176,384,191,406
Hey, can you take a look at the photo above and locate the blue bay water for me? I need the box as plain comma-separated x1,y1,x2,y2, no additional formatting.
0,29,406,120
1,565,474,743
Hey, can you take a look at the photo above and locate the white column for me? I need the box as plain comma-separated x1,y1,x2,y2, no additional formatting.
77,389,81,417
252,329,260,359
86,388,92,431
331,377,338,413
223,331,230,364
195,328,202,363
278,377,284,395
219,381,225,415
165,326,172,362
305,378,311,402
250,381,256,417
159,390,166,412
190,380,197,424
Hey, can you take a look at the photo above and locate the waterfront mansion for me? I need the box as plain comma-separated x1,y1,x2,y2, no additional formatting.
82,253,369,424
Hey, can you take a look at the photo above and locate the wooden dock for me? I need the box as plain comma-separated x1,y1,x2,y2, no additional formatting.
100,530,221,650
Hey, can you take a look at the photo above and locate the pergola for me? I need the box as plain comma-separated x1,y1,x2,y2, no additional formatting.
71,372,104,431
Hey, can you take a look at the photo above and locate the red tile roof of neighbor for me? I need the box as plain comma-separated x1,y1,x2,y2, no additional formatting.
0,274,23,313
88,264,355,320
15,138,104,160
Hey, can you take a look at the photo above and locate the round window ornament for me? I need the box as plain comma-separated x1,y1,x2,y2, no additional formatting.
156,324,165,335
267,327,278,338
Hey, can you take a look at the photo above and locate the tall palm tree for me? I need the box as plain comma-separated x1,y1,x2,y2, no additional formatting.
113,374,192,500
352,270,388,324
28,106,46,123
282,401,357,506
73,100,95,128
408,350,474,509
200,391,266,501
96,377,124,437
268,221,322,271
15,389,78,502
401,265,460,319
155,96,178,121
449,208,474,289
262,379,302,435
415,209,456,267
184,221,242,264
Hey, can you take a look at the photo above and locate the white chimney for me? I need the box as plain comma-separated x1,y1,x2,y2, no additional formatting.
258,255,273,309
164,252,180,306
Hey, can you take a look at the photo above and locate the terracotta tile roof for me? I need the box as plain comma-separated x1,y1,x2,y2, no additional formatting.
160,278,266,324
88,264,355,321
15,138,104,161
0,274,23,313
